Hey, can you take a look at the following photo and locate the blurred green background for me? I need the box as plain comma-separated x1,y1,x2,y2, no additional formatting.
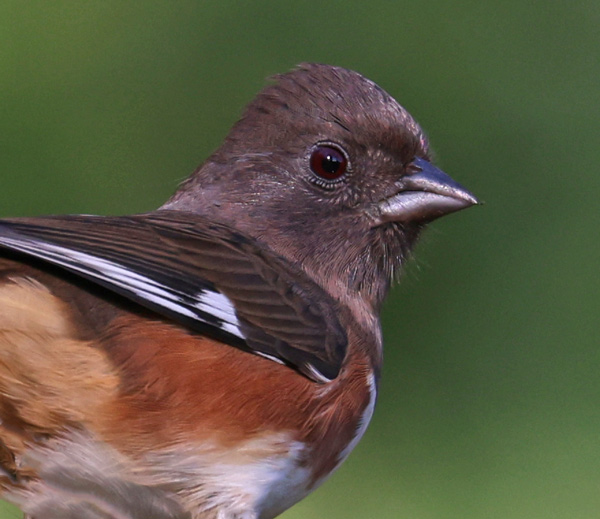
0,1,597,518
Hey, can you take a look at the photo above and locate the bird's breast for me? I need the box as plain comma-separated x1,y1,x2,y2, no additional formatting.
100,315,378,517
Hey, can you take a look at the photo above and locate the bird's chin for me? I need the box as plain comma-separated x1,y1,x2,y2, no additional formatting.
379,220,423,274
350,221,423,306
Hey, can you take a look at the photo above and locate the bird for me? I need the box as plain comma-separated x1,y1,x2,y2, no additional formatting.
0,63,477,519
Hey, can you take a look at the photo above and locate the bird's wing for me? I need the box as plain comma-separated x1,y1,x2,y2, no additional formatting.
0,211,346,382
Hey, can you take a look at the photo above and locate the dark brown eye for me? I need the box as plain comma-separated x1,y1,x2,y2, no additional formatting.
310,145,348,181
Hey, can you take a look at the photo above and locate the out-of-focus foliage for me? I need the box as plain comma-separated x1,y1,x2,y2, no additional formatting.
0,2,597,518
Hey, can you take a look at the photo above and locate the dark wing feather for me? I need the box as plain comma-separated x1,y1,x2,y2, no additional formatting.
0,211,347,382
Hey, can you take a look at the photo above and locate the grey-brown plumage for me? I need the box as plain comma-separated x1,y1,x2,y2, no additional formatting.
164,64,473,310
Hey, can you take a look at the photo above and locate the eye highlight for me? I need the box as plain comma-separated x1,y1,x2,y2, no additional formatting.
309,144,348,182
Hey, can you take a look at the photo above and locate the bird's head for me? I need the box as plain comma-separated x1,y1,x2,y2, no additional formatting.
163,64,477,310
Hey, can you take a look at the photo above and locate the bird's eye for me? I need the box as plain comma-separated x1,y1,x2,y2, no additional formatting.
309,145,348,182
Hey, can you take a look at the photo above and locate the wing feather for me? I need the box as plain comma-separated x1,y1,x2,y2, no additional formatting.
0,211,346,382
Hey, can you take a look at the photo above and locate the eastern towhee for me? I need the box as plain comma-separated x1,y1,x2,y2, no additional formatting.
0,64,477,519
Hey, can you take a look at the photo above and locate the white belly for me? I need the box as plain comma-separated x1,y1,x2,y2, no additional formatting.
6,374,377,519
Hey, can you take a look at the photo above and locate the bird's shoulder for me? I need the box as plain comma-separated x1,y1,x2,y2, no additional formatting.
0,211,358,382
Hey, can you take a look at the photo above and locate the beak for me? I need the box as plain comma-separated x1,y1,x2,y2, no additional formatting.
374,157,479,224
